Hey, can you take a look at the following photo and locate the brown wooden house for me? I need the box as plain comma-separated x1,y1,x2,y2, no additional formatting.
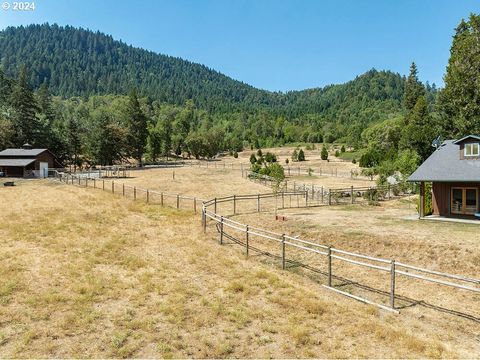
0,144,63,178
408,135,480,219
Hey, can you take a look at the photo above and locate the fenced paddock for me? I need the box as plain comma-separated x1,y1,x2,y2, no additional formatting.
202,193,480,316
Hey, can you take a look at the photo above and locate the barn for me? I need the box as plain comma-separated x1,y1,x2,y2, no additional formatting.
0,144,63,178
408,135,480,219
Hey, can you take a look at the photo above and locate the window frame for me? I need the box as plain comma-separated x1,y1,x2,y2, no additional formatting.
464,143,480,157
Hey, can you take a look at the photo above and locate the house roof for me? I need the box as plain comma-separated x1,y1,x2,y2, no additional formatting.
408,140,480,182
453,135,480,144
0,158,36,167
0,148,48,157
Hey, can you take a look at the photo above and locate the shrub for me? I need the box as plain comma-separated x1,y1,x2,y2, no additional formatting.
233,151,238,158
291,149,298,161
298,149,305,161
341,145,346,153
249,154,257,164
264,152,277,163
335,150,340,157
285,158,289,164
321,146,328,160
256,149,263,158
352,158,357,164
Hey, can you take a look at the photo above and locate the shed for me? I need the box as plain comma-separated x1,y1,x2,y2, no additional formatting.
0,144,63,178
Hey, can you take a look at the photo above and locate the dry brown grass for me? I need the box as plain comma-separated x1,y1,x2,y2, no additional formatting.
0,180,474,358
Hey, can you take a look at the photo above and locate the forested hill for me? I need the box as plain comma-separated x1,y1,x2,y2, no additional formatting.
0,23,277,112
0,23,406,121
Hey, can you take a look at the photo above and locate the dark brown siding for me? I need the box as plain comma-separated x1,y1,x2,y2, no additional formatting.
432,182,480,216
33,151,56,169
432,182,450,216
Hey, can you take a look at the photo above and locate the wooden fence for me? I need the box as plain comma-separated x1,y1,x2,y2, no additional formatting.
202,193,480,313
54,171,205,213
245,171,415,206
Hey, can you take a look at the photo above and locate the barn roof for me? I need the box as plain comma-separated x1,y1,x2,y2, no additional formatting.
408,140,480,182
0,159,36,167
0,148,48,157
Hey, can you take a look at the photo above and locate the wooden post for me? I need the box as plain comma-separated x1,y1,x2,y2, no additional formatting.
351,186,354,204
214,198,217,213
281,234,286,270
311,184,314,200
134,187,137,200
85,178,88,188
321,187,324,204
93,178,96,189
177,194,180,209
328,189,332,205
147,189,150,203
112,181,115,194
328,247,332,287
233,195,236,215
78,176,80,185
257,194,260,212
419,182,425,218
245,225,249,256
288,167,291,176
202,208,206,233
305,191,308,207
193,198,197,213
123,183,125,196
335,168,337,177
161,192,164,206
102,179,105,190
388,184,391,200
281,192,284,209
220,216,224,245
390,259,396,309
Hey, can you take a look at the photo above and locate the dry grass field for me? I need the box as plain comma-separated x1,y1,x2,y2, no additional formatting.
1,171,479,357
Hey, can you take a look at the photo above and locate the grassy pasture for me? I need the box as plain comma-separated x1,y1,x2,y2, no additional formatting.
0,174,478,357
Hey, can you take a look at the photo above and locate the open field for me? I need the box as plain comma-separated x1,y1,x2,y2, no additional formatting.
1,172,479,357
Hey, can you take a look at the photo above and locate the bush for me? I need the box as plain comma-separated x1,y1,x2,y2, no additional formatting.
298,149,305,161
291,149,298,161
341,145,346,153
257,149,263,158
249,154,257,164
335,150,340,157
321,146,328,160
264,152,277,163
352,158,357,164
285,158,289,164
233,151,238,158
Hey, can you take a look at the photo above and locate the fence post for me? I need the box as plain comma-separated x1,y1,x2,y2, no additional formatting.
390,259,396,309
245,225,249,256
103,179,105,190
134,187,137,200
85,178,88,188
233,195,236,215
202,207,206,233
220,216,224,245
93,178,96,189
328,246,332,287
123,183,125,196
147,189,150,203
335,168,337,177
161,192,164,206
257,194,260,212
112,181,115,194
305,191,308,207
281,192,284,209
321,187,324,204
288,167,291,176
194,197,197,213
281,234,286,270
78,176,80,185
328,189,332,205
388,184,391,200
177,194,180,209
214,197,217,213
351,186,354,204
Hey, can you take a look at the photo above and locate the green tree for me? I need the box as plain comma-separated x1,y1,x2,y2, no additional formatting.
126,88,148,165
440,14,480,136
341,145,346,153
321,145,328,160
10,65,40,145
404,62,425,115
298,149,305,161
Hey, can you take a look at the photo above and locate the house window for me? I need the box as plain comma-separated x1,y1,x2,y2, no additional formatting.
464,143,479,157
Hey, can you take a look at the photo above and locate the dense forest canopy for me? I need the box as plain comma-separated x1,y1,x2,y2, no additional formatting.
0,13,478,175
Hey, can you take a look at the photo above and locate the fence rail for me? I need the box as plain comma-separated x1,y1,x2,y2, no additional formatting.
201,193,480,313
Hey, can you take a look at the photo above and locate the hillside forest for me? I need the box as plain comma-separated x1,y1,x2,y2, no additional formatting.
0,14,479,182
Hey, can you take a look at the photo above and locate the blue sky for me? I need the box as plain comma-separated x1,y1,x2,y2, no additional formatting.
1,0,478,92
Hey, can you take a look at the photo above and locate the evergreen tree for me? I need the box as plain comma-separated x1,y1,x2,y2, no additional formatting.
298,149,305,161
321,145,328,160
126,88,148,165
403,62,425,115
67,116,82,171
10,66,40,145
440,14,480,136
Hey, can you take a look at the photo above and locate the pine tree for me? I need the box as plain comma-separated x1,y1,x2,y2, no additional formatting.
440,14,480,136
126,88,148,165
298,149,305,161
403,62,425,115
10,66,40,145
321,145,328,160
